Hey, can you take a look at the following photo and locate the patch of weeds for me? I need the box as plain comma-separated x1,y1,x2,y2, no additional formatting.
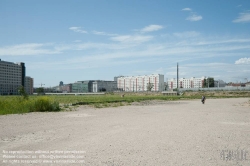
93,103,103,108
68,107,73,111
103,103,109,107
30,97,60,112
72,106,78,111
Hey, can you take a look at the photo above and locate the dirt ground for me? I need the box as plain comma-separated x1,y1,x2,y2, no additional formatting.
0,98,250,166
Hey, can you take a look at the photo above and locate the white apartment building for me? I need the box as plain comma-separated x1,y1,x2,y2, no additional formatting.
168,77,206,89
0,59,25,95
117,74,164,92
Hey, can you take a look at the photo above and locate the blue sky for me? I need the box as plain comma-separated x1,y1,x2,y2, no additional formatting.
1,0,250,87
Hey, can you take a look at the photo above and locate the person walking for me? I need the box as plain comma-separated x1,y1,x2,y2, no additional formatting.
201,95,206,104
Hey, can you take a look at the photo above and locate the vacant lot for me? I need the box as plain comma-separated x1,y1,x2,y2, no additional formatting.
0,98,249,166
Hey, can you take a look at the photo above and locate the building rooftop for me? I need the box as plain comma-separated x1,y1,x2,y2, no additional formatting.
0,59,24,65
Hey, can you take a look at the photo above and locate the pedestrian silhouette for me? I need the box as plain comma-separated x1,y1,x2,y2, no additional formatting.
201,96,206,104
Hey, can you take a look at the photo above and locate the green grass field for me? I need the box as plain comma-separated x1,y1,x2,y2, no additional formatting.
0,94,183,115
0,96,60,115
0,91,249,115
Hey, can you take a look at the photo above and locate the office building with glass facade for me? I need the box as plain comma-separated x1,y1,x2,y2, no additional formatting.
72,81,89,93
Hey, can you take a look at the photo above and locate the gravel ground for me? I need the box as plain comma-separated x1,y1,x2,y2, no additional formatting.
0,98,250,166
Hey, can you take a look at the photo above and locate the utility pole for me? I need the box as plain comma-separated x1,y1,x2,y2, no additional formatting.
166,78,168,91
177,63,179,94
207,77,209,88
133,81,134,92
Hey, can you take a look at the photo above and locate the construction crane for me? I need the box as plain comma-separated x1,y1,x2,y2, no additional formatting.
36,83,45,87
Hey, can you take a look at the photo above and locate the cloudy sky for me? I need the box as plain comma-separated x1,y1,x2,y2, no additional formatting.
1,0,250,86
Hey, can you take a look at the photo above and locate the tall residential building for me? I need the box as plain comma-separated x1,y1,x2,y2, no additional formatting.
168,77,206,89
117,74,165,92
0,59,25,95
25,76,34,95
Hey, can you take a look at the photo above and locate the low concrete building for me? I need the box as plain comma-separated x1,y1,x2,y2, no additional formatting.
214,80,226,87
245,82,250,87
72,81,88,93
92,80,117,92
226,83,243,87
72,80,117,93
60,84,72,93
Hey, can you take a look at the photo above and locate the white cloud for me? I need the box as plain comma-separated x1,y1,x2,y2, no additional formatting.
92,30,117,36
54,43,105,52
54,42,135,52
110,35,130,42
92,31,106,35
73,40,82,43
186,14,202,21
22,35,250,84
0,43,60,56
182,8,192,11
110,35,153,43
173,31,200,38
235,58,250,64
58,39,249,65
140,25,163,33
192,38,250,46
182,8,202,22
165,62,250,82
69,27,88,33
233,12,250,23
5,36,249,58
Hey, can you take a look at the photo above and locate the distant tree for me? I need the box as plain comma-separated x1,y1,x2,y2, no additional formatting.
18,86,28,100
37,87,45,95
164,83,168,90
203,78,214,88
147,83,154,91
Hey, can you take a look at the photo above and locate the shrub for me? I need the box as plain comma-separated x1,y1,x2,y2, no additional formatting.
31,97,60,112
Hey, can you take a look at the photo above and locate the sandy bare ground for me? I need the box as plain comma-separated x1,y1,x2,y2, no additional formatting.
0,98,250,166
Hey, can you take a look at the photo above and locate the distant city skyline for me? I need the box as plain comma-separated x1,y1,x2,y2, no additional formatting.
1,0,250,87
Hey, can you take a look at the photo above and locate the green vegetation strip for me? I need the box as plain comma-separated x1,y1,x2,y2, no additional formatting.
0,96,60,115
0,91,249,115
